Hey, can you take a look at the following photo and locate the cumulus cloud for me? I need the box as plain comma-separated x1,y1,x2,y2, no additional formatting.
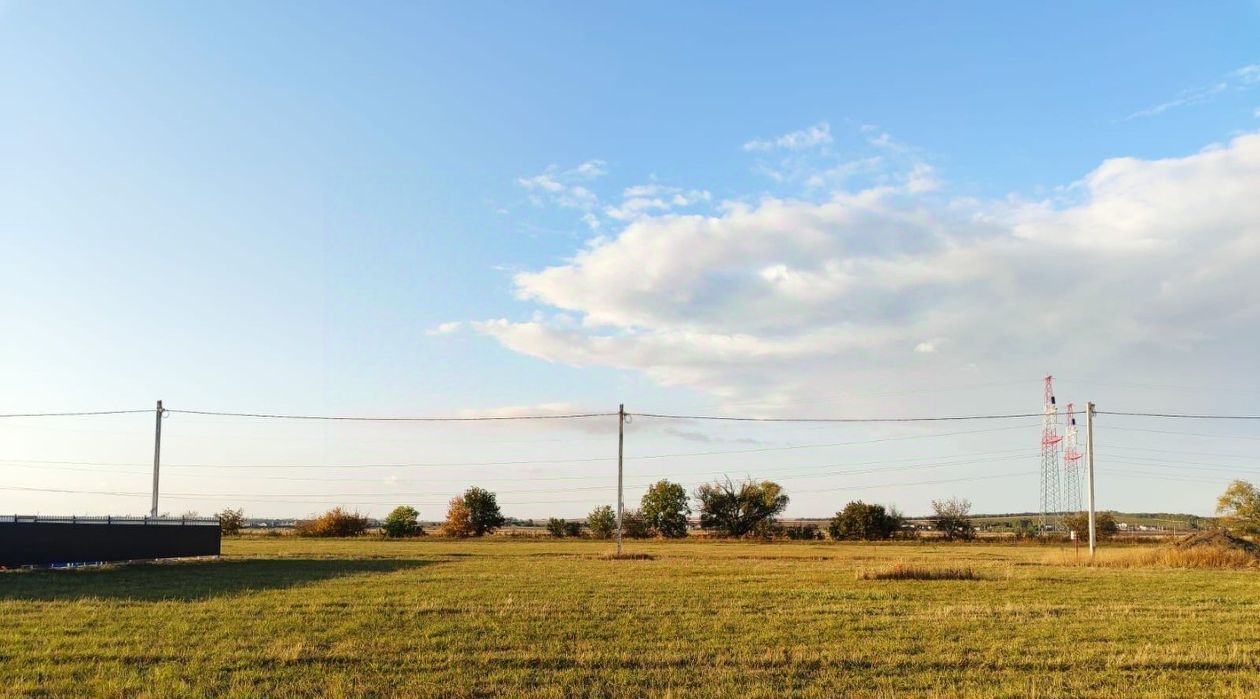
472,132,1260,413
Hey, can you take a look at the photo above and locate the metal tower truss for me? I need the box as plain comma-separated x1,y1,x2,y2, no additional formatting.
1039,375,1064,533
1062,402,1083,517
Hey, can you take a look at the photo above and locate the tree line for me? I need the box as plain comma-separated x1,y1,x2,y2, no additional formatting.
213,478,1260,541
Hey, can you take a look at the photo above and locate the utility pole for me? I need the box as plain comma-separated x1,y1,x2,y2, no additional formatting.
151,399,164,518
1086,401,1096,557
616,403,625,555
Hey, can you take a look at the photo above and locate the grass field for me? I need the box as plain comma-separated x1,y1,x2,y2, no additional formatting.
2,538,1258,698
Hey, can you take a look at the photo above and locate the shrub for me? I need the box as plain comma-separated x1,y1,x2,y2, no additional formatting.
295,507,369,537
546,517,568,538
828,501,901,541
216,508,246,537
784,523,823,540
1217,480,1260,536
587,505,616,539
1063,511,1118,541
695,478,789,537
640,480,690,538
381,505,422,538
564,520,582,537
931,497,975,541
621,509,652,539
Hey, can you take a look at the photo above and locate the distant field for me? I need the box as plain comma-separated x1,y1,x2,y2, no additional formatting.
2,538,1258,698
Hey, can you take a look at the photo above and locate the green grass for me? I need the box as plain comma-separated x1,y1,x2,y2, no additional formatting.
2,538,1258,698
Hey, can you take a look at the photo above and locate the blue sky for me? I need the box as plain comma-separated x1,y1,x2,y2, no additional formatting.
3,2,1260,519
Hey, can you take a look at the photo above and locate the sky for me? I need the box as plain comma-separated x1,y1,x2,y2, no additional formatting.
2,2,1260,520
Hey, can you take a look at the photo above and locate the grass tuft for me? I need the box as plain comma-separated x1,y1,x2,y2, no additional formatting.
857,563,980,580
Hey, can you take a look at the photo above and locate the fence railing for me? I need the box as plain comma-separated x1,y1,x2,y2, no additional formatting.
0,515,219,526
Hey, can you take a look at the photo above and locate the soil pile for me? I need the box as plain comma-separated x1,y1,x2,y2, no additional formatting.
1173,530,1260,557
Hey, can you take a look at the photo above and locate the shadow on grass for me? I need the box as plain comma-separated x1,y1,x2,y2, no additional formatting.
0,557,435,602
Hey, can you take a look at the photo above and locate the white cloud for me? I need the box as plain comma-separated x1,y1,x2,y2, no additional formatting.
516,161,608,213
426,321,464,336
1125,64,1260,120
474,132,1260,413
743,122,833,152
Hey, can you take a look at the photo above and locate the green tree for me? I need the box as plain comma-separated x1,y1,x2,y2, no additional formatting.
694,478,789,537
1217,480,1260,535
587,505,616,539
828,501,900,541
1064,511,1119,541
381,505,422,538
640,480,691,538
460,486,506,536
216,508,245,536
930,497,975,541
546,517,568,538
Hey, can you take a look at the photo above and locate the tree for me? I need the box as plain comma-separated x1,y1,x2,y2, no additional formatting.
462,486,506,536
295,507,369,537
439,497,475,537
382,505,422,538
640,480,691,538
546,517,568,538
621,508,652,539
694,478,789,538
1217,480,1260,535
828,501,901,541
587,505,616,539
216,508,245,536
931,497,975,541
1064,511,1119,541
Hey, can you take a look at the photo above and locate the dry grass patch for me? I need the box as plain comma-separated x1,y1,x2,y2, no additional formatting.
597,552,655,560
857,563,981,580
1083,547,1259,570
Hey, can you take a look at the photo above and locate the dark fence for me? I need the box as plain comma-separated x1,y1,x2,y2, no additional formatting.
0,516,221,567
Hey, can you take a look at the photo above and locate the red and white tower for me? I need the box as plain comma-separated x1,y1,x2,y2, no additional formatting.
1039,376,1064,532
1062,403,1083,514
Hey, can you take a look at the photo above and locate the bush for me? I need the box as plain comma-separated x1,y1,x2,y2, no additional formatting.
828,501,901,541
1063,511,1118,541
382,505,422,538
440,487,506,537
931,497,975,541
565,520,582,537
640,480,690,538
546,517,568,538
295,507,369,537
621,509,652,539
587,505,616,539
216,508,245,537
784,523,823,540
695,478,789,538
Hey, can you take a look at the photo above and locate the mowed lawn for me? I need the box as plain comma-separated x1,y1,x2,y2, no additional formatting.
2,538,1258,698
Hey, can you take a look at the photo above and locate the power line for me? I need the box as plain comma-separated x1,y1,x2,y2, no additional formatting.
632,411,1043,423
1096,411,1260,420
0,409,150,418
165,409,618,421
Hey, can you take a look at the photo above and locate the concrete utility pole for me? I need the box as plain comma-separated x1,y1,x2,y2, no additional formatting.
151,399,164,518
616,403,625,555
1086,401,1097,556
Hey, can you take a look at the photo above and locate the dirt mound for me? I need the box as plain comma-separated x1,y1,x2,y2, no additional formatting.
1173,530,1260,556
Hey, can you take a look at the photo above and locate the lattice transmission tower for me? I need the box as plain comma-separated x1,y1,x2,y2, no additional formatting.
1039,375,1064,533
1061,403,1083,516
